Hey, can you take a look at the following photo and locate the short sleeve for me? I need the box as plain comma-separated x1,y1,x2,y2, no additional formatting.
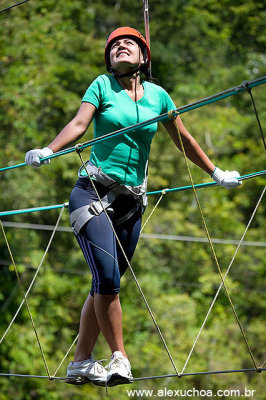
159,86,176,114
81,76,105,109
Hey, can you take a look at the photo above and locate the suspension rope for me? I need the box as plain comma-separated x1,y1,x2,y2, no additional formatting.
0,169,264,218
132,367,265,381
0,0,30,14
170,111,260,373
0,205,66,346
52,334,79,378
0,367,264,381
0,220,51,379
0,77,265,173
246,84,266,151
181,185,266,375
2,220,266,248
143,0,151,49
75,147,179,376
143,0,152,77
140,189,167,233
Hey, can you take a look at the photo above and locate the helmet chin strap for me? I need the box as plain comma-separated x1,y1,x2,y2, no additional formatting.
109,66,141,78
110,46,145,79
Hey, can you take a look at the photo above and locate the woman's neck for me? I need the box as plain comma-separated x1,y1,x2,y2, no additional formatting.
116,73,141,91
116,73,144,102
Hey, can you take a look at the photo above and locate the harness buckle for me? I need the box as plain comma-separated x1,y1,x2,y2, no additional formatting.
90,201,103,215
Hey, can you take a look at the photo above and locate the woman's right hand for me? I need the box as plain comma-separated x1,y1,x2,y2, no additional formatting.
25,147,53,167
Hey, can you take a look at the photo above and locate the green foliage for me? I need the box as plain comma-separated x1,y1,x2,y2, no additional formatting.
0,0,265,399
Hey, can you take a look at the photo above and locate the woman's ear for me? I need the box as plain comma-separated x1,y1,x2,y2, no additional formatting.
140,50,145,65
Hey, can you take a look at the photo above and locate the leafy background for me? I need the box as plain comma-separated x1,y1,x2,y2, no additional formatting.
0,0,265,399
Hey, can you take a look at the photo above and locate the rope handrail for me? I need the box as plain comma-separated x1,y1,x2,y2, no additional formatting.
0,368,264,381
0,0,30,14
0,76,265,173
147,170,266,195
0,170,264,217
0,203,68,217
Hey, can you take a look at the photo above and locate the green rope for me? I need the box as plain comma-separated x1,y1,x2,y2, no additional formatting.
0,170,264,217
0,77,265,173
0,203,68,217
147,170,266,195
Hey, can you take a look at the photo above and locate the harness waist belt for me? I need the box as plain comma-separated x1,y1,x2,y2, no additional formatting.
70,161,147,234
79,161,147,197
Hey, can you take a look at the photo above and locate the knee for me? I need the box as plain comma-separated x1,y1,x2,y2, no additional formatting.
95,292,120,306
92,277,120,296
100,293,119,301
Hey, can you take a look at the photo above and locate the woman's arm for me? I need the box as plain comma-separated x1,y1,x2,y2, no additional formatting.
25,102,96,167
48,102,96,152
163,115,242,189
163,115,215,175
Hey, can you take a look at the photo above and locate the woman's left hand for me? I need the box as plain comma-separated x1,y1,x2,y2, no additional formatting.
211,167,242,189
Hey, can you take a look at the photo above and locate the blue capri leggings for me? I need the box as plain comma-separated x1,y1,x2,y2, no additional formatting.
69,177,142,296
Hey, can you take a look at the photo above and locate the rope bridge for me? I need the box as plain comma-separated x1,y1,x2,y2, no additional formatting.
0,76,265,173
0,74,265,383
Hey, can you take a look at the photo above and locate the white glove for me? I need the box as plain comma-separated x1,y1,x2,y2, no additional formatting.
212,167,242,189
25,147,53,167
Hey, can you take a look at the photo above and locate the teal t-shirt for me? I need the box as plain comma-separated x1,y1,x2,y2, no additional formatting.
81,74,176,186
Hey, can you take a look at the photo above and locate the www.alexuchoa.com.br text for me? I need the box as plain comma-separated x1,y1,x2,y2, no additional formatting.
126,387,256,398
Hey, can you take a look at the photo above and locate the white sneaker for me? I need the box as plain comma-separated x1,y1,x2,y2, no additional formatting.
65,356,107,386
106,351,133,387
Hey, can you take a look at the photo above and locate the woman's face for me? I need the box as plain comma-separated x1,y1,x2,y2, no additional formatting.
109,37,144,73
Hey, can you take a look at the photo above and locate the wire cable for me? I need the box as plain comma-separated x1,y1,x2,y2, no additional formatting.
0,206,66,346
170,112,261,373
181,185,265,375
140,189,167,233
0,368,264,381
249,89,266,151
0,0,30,14
0,220,51,379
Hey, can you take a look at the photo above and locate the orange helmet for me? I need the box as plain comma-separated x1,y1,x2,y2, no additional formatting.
104,27,151,73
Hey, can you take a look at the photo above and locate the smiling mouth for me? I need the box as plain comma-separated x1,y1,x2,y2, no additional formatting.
117,51,130,57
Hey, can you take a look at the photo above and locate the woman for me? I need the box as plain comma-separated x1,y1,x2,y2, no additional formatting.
25,27,241,387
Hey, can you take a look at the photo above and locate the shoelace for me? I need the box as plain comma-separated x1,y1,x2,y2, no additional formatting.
105,357,125,394
93,358,108,373
106,356,126,371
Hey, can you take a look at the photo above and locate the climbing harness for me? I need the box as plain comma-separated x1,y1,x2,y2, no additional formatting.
69,160,148,234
